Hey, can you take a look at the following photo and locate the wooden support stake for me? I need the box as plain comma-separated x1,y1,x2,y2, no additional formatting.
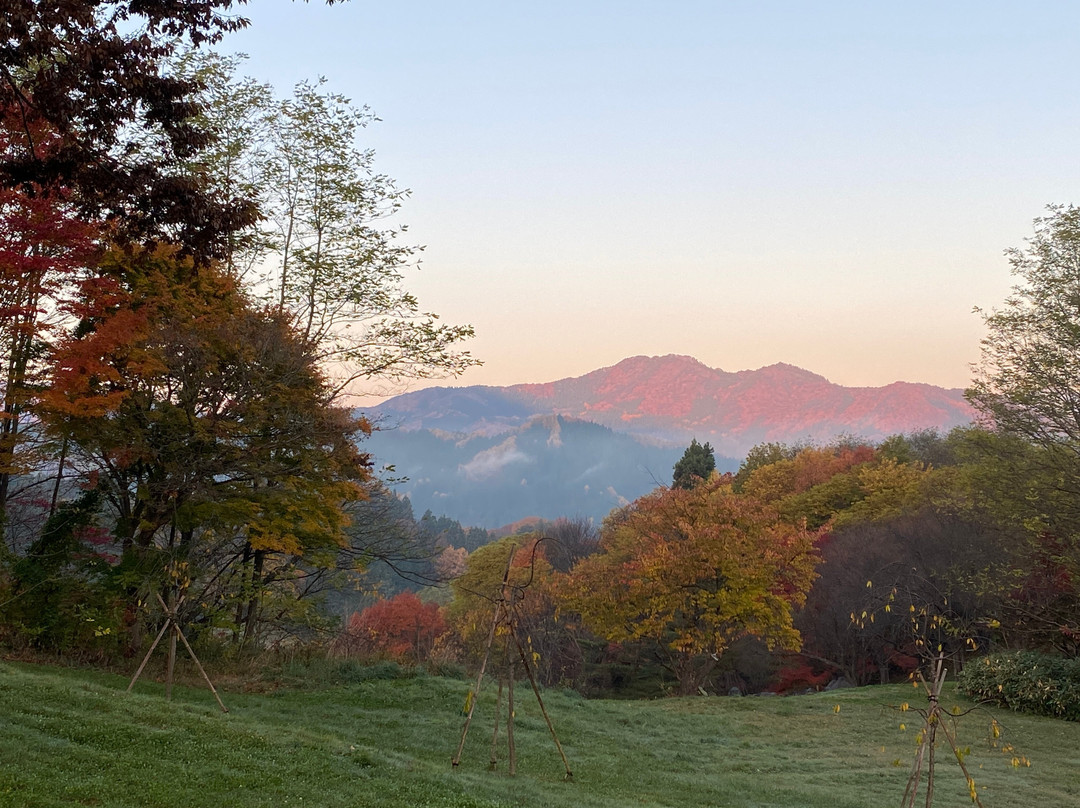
507,651,516,776
126,591,227,713
127,619,171,693
172,615,229,713
165,591,178,700
489,678,503,770
451,540,572,780
452,546,515,768
900,654,980,808
511,623,573,780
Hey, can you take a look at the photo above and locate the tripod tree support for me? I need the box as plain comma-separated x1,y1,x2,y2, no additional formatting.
900,654,983,808
453,545,514,767
451,539,572,780
127,591,228,713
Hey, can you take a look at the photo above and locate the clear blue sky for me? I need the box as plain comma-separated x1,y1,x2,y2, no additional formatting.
228,1,1080,394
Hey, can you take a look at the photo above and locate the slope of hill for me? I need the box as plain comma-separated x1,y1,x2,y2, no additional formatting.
362,414,731,528
362,355,975,527
3,661,1075,808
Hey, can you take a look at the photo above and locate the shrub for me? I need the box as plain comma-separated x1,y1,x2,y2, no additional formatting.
338,592,447,664
958,651,1080,721
770,658,834,694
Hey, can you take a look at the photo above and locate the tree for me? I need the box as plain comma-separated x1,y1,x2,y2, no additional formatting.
969,205,1080,455
168,51,276,278
737,443,883,529
950,428,1080,655
545,516,599,573
173,54,478,396
444,535,580,685
732,441,796,492
800,503,1008,685
341,591,446,663
446,537,548,663
560,476,820,695
672,438,715,489
878,429,958,468
0,110,99,538
967,205,1080,652
0,189,91,530
0,1,262,258
38,244,370,645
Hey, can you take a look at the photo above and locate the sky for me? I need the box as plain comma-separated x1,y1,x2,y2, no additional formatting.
227,1,1080,395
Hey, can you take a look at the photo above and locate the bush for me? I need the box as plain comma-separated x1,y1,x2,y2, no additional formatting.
958,651,1080,721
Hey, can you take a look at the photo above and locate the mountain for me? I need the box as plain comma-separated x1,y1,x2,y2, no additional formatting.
362,415,723,529
366,355,975,456
359,356,975,528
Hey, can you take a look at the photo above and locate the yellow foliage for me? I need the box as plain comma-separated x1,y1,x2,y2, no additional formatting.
559,478,820,692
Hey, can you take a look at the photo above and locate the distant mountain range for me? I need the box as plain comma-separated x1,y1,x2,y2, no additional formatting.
360,355,975,529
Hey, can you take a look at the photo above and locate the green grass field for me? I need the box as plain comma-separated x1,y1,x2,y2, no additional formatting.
1,660,1077,807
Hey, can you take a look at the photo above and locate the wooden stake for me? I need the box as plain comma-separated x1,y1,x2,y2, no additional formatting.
451,539,572,780
126,591,228,713
511,622,573,780
452,546,515,768
127,619,171,693
172,616,229,713
489,678,503,770
165,591,177,700
507,651,516,776
900,654,981,808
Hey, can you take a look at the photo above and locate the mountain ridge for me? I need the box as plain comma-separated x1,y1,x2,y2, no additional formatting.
358,356,975,527
367,354,974,456
362,413,696,528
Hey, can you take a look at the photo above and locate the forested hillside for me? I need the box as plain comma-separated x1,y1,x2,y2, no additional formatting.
363,356,973,526
364,414,738,527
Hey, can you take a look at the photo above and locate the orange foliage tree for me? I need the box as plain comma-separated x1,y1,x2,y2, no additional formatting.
559,476,821,695
39,244,371,643
343,591,446,663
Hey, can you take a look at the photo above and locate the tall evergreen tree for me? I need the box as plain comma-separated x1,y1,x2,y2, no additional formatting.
672,438,716,489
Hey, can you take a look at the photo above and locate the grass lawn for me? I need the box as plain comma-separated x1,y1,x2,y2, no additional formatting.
1,660,1077,807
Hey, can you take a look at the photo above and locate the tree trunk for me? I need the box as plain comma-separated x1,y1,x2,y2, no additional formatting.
234,541,252,640
241,548,265,648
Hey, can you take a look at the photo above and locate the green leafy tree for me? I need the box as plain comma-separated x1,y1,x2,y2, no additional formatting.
969,205,1080,453
732,441,796,492
168,51,276,278
171,54,478,397
672,438,716,489
967,205,1080,652
3,489,124,652
446,536,552,664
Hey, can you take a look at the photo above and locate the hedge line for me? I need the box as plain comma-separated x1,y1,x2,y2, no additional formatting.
958,651,1080,721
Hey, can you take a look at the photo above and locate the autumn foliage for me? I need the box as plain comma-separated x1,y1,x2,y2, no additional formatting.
559,475,820,695
0,108,100,524
342,592,447,663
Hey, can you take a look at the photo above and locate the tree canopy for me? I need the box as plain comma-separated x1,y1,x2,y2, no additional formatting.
969,205,1080,454
672,438,716,489
0,1,260,257
0,8,479,653
561,476,820,694
967,205,1080,651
